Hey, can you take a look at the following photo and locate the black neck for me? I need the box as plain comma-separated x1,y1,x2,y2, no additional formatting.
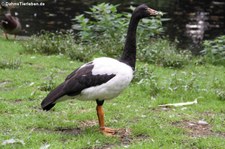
120,14,140,70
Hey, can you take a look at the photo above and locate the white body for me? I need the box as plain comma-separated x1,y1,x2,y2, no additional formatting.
62,57,134,101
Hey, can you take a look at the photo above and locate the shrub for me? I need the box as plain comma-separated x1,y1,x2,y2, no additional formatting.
73,3,128,42
65,43,97,62
168,72,197,92
133,64,160,97
23,3,190,67
23,31,95,62
201,35,225,65
133,64,153,83
72,2,192,67
216,90,225,101
72,3,163,44
139,39,191,68
23,31,75,55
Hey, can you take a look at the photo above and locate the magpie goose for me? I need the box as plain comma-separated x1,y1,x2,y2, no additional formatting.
41,4,161,136
0,4,21,39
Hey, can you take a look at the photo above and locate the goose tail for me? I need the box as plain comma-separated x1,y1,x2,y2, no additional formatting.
41,83,65,111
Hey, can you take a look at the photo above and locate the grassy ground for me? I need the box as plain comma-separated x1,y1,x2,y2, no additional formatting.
0,36,224,149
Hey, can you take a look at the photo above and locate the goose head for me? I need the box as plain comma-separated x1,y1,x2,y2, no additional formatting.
133,4,163,19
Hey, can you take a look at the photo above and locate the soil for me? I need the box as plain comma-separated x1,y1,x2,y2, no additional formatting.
172,120,225,138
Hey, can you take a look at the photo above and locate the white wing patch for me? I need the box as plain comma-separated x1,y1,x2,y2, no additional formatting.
77,57,134,101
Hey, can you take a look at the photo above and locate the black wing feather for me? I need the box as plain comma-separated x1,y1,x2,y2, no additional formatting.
41,62,116,110
65,62,93,80
1,15,17,30
41,83,65,110
64,63,115,96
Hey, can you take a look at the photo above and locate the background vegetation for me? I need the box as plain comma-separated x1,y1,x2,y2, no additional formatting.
201,35,225,66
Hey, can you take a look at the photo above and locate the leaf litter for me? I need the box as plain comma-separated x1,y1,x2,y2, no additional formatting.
2,138,25,146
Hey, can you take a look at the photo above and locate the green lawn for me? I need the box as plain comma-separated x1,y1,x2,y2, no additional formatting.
0,37,224,149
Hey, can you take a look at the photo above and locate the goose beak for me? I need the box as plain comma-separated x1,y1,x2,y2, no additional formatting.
147,8,163,16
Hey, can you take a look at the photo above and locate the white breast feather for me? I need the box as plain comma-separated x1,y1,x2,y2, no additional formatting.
77,57,133,101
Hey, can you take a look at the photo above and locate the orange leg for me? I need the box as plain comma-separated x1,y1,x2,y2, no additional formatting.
96,103,116,136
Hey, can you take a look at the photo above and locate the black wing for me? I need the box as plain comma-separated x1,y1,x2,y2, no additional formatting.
41,62,115,110
64,62,116,96
2,15,17,30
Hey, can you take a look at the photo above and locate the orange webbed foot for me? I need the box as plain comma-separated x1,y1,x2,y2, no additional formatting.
100,127,117,136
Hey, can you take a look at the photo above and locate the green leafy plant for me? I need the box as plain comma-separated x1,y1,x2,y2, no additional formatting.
216,90,225,101
73,3,163,46
72,2,192,67
139,39,191,68
168,72,197,92
0,57,21,69
65,43,97,62
212,77,225,101
133,64,153,83
23,3,190,67
201,35,225,65
23,31,95,62
133,64,160,97
23,31,75,55
73,3,128,42
38,72,56,92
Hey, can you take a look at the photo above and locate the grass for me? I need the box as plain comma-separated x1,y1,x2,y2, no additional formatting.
0,36,224,149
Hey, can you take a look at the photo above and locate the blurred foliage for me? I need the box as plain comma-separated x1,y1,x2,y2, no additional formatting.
0,56,21,69
24,3,191,68
139,39,192,68
22,31,95,62
23,31,74,55
133,64,161,97
38,72,57,92
201,35,225,65
72,3,163,43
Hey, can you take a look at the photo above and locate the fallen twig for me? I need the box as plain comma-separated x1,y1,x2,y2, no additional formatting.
159,99,198,107
2,138,25,146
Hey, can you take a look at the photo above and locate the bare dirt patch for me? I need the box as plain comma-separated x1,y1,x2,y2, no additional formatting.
78,120,134,144
90,132,132,149
33,127,82,136
79,120,98,129
36,126,150,149
55,127,82,135
172,120,225,138
115,128,132,145
13,99,24,104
